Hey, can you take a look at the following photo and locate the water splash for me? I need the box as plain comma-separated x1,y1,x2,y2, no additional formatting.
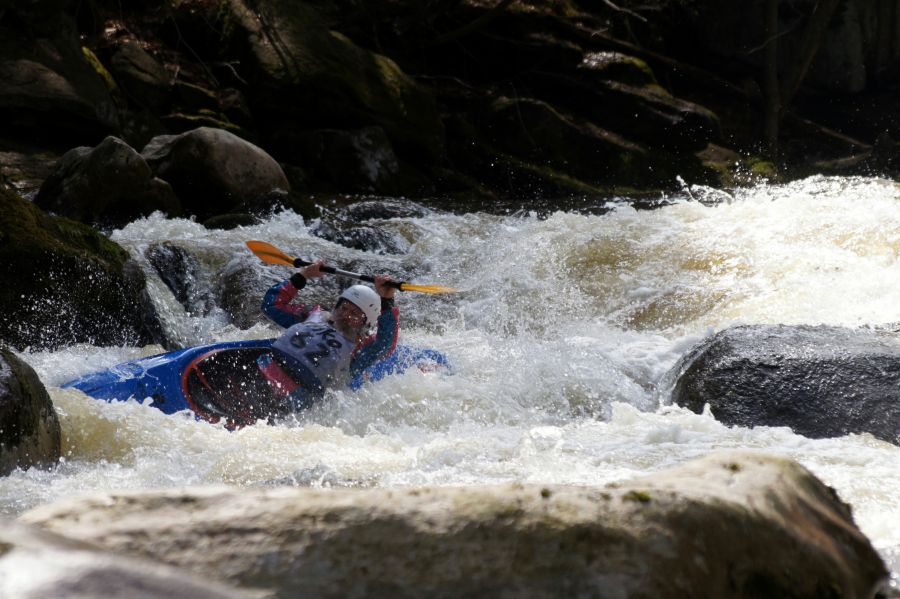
3,175,898,581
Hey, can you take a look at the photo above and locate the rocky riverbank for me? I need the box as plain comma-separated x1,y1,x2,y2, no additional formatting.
3,0,900,210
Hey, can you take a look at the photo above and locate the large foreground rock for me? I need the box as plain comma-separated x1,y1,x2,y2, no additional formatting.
0,349,60,476
667,325,900,444
0,187,164,350
21,452,888,598
0,520,245,598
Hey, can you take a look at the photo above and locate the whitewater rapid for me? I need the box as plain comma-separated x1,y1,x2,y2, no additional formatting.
2,175,899,584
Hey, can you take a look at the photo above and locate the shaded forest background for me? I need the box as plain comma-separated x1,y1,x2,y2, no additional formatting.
2,0,900,217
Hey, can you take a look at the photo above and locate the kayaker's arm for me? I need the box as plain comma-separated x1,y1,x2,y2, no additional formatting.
349,298,399,378
349,275,400,377
261,276,315,328
262,261,328,328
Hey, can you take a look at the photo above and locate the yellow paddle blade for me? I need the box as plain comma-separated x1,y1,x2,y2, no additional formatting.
246,240,295,267
398,283,458,294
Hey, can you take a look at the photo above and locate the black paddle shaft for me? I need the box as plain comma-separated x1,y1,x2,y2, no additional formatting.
292,258,404,290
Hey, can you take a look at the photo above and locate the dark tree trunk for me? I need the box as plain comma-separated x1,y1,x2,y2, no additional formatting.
763,0,781,159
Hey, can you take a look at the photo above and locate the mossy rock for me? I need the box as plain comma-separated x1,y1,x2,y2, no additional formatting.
223,0,444,162
0,7,119,147
0,188,164,350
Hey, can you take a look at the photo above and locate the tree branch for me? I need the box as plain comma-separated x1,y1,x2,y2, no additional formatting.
778,0,843,107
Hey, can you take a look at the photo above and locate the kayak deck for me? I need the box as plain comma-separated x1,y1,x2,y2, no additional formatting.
63,340,451,427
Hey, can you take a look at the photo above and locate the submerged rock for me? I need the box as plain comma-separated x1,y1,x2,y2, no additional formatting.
310,198,433,254
0,519,245,598
19,452,888,598
0,349,60,476
146,242,215,317
667,324,900,444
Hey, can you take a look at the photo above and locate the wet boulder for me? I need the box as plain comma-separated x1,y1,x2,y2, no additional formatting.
667,324,900,444
146,242,215,317
310,199,429,255
141,127,290,220
35,136,180,227
310,220,410,255
0,519,244,598
0,187,165,350
20,452,888,598
0,349,60,476
217,260,281,330
201,213,260,231
341,199,433,221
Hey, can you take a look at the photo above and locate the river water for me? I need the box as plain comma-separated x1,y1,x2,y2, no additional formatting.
3,175,899,585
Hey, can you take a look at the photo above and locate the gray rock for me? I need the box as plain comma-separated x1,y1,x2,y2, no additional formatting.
35,136,181,227
0,519,247,598
142,127,290,220
216,260,280,330
666,324,900,444
310,198,431,254
0,349,60,476
146,242,215,317
20,452,888,598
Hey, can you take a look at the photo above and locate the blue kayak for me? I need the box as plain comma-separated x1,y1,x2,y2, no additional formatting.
63,340,450,428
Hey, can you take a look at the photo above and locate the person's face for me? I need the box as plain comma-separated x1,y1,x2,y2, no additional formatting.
333,300,367,332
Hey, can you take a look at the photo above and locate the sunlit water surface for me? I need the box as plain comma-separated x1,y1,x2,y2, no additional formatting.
3,176,899,584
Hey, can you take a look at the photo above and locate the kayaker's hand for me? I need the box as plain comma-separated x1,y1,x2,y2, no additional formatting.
289,272,307,289
301,260,326,279
374,274,397,299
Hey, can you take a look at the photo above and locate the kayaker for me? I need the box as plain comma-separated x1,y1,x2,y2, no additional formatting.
257,260,399,409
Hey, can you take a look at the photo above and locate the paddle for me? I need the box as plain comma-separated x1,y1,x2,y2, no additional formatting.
246,240,457,294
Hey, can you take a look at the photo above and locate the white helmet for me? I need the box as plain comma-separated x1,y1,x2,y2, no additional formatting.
337,285,380,327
